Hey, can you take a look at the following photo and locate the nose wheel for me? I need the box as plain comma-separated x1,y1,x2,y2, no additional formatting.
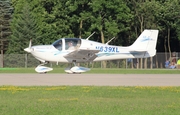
35,63,53,73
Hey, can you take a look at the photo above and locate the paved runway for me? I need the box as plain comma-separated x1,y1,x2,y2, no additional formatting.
0,74,179,86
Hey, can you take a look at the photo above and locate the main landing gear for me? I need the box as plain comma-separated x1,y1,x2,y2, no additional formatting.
64,62,90,74
34,61,90,74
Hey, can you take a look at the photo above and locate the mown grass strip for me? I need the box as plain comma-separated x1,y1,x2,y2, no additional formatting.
0,68,180,74
0,86,180,115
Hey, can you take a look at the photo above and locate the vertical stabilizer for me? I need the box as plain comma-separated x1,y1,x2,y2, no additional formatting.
129,29,159,57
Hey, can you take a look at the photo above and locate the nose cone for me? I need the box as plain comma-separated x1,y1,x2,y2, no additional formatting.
24,48,31,53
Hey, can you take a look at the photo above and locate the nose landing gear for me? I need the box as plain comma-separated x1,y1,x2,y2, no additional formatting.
35,62,53,73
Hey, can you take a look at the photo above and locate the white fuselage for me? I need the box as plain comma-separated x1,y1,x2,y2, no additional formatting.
29,38,147,63
24,29,159,73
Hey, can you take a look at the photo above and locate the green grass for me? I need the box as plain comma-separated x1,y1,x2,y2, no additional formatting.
87,68,180,74
0,86,180,115
0,68,180,74
1,68,179,114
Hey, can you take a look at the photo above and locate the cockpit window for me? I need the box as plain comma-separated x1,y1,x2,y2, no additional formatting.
65,38,81,50
52,39,62,51
52,38,81,51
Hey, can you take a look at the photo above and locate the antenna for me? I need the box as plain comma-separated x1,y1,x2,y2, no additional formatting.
86,32,96,40
105,37,115,45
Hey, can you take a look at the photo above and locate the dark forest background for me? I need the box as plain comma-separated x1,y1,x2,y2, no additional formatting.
1,0,180,55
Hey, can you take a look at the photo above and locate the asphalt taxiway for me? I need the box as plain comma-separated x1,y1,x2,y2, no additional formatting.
0,74,179,86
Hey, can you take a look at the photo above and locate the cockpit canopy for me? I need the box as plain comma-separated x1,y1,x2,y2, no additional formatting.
52,38,81,51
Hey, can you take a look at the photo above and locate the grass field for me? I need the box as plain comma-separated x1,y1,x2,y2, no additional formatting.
0,68,180,114
0,86,180,115
0,68,180,74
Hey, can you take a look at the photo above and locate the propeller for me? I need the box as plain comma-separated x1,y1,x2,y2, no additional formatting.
24,39,32,53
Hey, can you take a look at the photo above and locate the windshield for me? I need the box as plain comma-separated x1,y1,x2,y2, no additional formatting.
52,38,81,51
52,39,62,51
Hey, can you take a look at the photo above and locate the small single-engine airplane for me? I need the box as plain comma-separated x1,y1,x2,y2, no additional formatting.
24,29,159,73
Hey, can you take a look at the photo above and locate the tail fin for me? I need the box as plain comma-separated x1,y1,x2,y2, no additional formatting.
129,29,159,57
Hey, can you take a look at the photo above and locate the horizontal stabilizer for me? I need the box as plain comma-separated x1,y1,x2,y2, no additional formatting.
130,49,146,52
130,50,156,58
130,51,146,57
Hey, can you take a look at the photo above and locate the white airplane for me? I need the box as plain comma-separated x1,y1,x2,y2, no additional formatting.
24,29,159,73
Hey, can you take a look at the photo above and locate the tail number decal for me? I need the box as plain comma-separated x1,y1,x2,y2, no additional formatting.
96,46,119,52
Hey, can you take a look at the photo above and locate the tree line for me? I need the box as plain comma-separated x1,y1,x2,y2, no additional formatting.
1,0,180,55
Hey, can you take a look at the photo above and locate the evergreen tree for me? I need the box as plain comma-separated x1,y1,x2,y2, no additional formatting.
7,0,41,54
0,0,13,53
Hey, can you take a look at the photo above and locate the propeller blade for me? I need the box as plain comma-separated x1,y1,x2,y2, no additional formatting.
29,39,32,48
24,39,32,53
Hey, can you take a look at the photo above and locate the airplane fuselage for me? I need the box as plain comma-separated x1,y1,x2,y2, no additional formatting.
29,38,150,63
24,29,159,73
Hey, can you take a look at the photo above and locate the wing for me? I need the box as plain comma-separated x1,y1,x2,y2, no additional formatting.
64,49,100,62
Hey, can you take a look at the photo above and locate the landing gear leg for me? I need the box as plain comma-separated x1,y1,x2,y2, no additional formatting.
64,60,90,74
35,61,53,73
65,62,76,74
